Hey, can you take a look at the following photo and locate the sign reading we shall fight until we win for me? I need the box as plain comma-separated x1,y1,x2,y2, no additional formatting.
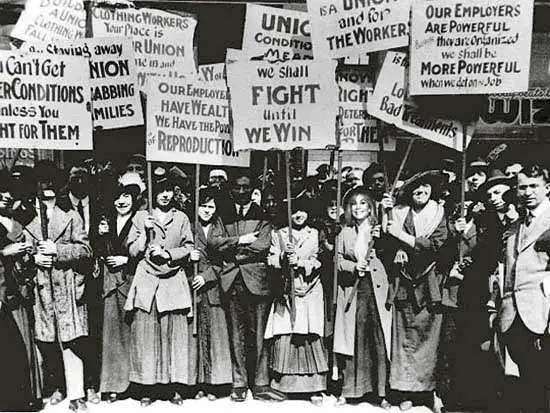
227,59,339,151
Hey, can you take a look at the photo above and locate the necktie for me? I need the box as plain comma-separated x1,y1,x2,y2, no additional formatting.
525,212,534,228
237,205,244,220
77,200,85,230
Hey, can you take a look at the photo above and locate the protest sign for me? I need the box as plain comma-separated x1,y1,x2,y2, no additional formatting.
410,0,534,95
92,7,197,88
12,0,86,43
146,77,249,167
242,4,313,61
227,59,338,151
0,51,92,150
23,37,143,130
336,65,395,151
198,63,226,83
307,0,410,59
368,51,474,151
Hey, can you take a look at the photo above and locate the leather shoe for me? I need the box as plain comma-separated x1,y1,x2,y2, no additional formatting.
68,399,87,411
400,400,413,411
170,393,184,406
86,388,100,404
381,399,392,410
253,386,286,402
107,393,118,403
50,390,65,405
207,393,217,401
140,397,152,407
230,388,247,402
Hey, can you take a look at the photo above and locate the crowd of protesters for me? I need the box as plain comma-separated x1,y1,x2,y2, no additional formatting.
0,151,547,413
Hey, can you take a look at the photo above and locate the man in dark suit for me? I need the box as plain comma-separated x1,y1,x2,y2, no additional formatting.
56,163,102,404
210,174,285,402
498,164,550,413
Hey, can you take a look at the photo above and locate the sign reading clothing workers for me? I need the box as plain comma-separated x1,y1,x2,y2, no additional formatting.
0,51,92,150
227,59,338,151
410,0,534,95
337,66,395,151
23,37,143,130
368,51,473,151
11,0,86,43
92,7,197,88
242,4,313,61
307,0,410,59
146,77,249,167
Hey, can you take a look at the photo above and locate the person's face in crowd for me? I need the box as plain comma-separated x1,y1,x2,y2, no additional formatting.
326,200,341,221
232,176,252,205
517,173,549,210
0,191,13,211
369,172,386,193
69,167,90,199
486,184,511,212
505,163,523,178
350,194,371,222
467,170,487,191
251,188,262,206
156,188,174,209
209,174,226,189
198,199,216,224
114,192,133,216
347,170,362,189
263,193,278,217
291,209,308,228
411,184,432,208
126,162,145,179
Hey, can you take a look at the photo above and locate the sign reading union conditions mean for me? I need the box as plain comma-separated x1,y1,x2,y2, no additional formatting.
227,59,339,151
0,51,92,150
147,77,249,167
23,37,143,130
92,7,197,88
307,0,411,59
242,4,313,61
368,51,473,151
410,0,534,95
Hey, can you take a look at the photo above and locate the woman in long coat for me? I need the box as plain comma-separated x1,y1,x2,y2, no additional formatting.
333,187,391,406
190,187,232,400
97,172,144,402
264,192,328,403
386,172,448,411
124,167,196,406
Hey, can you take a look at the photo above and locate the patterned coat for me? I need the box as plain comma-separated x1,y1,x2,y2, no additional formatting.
23,206,92,343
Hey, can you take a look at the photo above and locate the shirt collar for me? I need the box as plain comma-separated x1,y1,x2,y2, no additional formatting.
235,202,252,214
69,192,89,207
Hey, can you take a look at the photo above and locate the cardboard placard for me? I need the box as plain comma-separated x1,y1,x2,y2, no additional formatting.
227,59,339,151
0,51,92,150
92,7,197,88
146,77,249,167
242,4,313,61
410,0,534,95
307,0,410,59
368,51,474,151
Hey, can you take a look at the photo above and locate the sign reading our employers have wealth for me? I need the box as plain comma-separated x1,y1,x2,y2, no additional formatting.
92,7,197,88
242,4,313,61
146,76,249,167
367,51,474,151
410,0,534,95
23,37,143,130
0,51,92,150
307,0,411,59
227,59,338,151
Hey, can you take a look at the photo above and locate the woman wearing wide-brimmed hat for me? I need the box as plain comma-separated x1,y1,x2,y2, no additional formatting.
97,172,144,402
385,170,448,412
264,182,328,404
124,166,196,407
333,186,391,407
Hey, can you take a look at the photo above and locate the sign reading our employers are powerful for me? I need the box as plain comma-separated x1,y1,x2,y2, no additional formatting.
227,59,338,151
0,51,92,150
410,0,534,95
147,76,249,167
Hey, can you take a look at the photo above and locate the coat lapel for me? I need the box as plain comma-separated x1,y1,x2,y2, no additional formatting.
24,215,44,242
49,207,72,242
520,209,550,252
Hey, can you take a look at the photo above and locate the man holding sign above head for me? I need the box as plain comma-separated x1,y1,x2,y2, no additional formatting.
210,173,285,402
